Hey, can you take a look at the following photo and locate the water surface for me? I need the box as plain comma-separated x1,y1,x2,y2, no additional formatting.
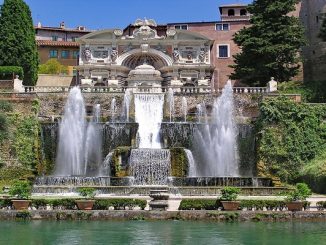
0,221,325,245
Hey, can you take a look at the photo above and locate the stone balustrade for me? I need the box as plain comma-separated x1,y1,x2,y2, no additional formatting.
20,85,269,95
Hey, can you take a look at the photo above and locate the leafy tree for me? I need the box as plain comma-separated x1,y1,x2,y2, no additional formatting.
230,0,306,86
0,0,38,86
39,59,68,75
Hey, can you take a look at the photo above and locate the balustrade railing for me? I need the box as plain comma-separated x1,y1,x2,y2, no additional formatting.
21,85,268,94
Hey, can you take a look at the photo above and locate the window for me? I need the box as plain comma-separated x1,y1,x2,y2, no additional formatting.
73,50,79,59
218,45,230,58
72,37,77,42
52,36,58,41
49,50,58,58
240,9,247,16
216,23,230,31
175,25,188,30
61,50,70,59
228,9,235,16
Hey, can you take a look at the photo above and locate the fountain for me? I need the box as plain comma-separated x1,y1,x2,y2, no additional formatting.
121,89,132,122
55,87,87,176
167,88,174,122
181,97,187,122
193,80,238,177
110,98,116,122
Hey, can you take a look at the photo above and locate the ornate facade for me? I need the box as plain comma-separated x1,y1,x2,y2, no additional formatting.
77,19,214,90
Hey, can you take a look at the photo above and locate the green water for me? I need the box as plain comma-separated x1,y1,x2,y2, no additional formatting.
0,221,325,245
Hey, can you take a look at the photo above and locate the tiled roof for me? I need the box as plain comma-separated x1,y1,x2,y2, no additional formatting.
36,40,80,47
34,26,91,33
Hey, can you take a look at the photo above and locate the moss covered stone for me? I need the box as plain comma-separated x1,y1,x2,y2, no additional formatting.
170,147,188,177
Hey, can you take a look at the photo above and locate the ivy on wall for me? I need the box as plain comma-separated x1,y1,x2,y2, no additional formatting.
256,96,326,183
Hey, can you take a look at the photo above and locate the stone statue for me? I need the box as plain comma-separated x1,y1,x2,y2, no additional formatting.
199,49,206,63
83,48,91,62
111,48,118,62
173,49,180,62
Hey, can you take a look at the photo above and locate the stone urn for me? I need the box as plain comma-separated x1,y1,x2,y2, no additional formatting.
75,200,95,210
12,200,31,210
221,201,240,211
286,201,304,212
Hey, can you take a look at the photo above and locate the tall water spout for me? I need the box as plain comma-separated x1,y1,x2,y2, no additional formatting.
167,88,174,122
84,104,103,176
134,94,164,148
181,97,187,122
194,80,238,176
111,98,116,122
122,89,132,122
196,104,202,123
55,87,86,176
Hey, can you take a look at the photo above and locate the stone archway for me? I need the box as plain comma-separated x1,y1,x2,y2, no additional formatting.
116,48,173,69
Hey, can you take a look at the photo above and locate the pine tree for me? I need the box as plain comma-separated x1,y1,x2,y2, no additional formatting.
230,0,306,86
0,0,38,86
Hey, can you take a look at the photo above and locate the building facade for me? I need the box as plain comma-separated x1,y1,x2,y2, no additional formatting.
35,22,91,72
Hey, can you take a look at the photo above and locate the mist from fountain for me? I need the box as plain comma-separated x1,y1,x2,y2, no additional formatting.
167,88,174,122
55,87,87,176
196,104,202,123
193,80,238,177
134,94,164,148
84,104,103,176
181,97,188,122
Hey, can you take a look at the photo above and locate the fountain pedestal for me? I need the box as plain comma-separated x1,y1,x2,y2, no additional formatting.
149,189,169,211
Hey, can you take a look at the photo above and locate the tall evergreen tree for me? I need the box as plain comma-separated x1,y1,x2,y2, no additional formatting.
0,0,38,85
230,0,306,86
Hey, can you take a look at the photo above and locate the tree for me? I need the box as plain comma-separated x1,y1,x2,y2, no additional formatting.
39,59,68,75
0,0,38,86
319,14,326,41
230,0,306,86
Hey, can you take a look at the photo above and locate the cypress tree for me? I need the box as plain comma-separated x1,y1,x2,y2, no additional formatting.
0,0,38,86
230,0,306,86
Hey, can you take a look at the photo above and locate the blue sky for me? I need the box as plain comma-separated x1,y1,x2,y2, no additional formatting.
0,0,252,30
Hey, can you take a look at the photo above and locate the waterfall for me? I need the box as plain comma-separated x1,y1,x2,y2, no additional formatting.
55,87,86,176
122,89,132,122
181,97,187,122
167,88,174,122
111,98,116,122
184,149,196,177
84,104,103,176
134,93,164,148
193,80,238,177
100,152,113,176
130,149,171,185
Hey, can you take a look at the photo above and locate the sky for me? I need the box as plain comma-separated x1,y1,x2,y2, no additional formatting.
0,0,252,30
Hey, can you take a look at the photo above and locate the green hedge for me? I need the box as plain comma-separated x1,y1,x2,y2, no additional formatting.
0,66,23,80
178,199,310,211
317,201,326,210
178,199,221,210
93,199,146,210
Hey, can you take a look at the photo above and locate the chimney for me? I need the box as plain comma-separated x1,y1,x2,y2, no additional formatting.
60,21,65,29
37,22,42,28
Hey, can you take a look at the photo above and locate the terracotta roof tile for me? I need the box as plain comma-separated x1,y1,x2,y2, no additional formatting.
36,40,80,47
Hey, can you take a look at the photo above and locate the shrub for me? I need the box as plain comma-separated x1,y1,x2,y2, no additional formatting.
0,113,8,143
220,187,241,201
50,199,76,210
316,201,326,210
286,183,312,201
93,199,146,210
77,187,96,199
38,59,68,75
0,101,13,112
178,199,220,210
31,199,48,209
0,66,24,80
9,180,32,199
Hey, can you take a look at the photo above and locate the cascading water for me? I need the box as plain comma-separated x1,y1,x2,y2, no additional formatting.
193,80,238,177
111,98,116,122
181,97,187,122
122,89,132,122
130,149,171,185
184,149,197,177
167,88,174,122
134,94,164,148
84,104,103,176
196,104,202,123
55,87,86,176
